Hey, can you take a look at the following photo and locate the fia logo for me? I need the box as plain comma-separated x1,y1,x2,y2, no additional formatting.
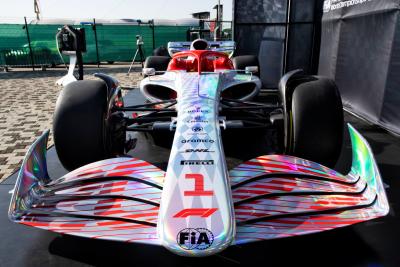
177,228,214,250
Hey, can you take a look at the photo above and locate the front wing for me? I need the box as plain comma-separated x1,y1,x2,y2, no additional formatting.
232,125,388,243
8,124,389,254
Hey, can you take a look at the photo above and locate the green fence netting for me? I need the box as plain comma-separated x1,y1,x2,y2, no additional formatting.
95,24,153,63
0,23,193,67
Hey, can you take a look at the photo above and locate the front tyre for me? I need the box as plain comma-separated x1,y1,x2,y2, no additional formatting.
144,56,170,72
286,77,344,168
53,80,112,171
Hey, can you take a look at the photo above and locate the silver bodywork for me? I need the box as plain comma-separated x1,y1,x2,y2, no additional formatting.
157,72,235,256
142,71,262,255
140,70,262,103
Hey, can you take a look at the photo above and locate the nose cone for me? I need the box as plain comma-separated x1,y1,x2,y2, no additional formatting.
157,72,235,256
157,166,236,257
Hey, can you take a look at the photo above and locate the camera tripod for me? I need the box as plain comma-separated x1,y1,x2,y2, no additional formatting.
127,38,145,75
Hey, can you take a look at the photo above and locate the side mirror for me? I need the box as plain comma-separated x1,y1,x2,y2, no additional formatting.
143,68,156,76
245,66,259,74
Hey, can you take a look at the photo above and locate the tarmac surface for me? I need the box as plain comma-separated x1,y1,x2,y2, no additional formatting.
0,64,141,180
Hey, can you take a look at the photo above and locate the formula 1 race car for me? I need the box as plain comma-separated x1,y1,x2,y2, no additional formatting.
9,39,389,257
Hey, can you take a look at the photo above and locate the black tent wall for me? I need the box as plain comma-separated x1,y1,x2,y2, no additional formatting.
233,0,323,89
319,0,400,135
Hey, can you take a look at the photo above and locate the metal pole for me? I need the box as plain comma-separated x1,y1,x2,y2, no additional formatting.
282,0,292,74
217,0,221,40
93,18,100,67
151,19,155,50
24,17,35,71
76,51,84,80
217,0,220,21
232,0,236,42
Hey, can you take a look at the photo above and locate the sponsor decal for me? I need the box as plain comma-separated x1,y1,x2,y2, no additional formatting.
187,119,209,123
192,126,203,132
177,228,214,250
173,208,217,218
188,107,210,114
323,0,373,13
181,148,214,153
323,0,331,12
180,160,214,165
181,139,214,144
186,115,208,123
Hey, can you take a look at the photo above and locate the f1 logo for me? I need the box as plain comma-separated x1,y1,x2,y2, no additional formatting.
173,208,217,218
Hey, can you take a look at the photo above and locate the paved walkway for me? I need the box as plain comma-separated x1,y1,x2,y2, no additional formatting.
0,64,141,181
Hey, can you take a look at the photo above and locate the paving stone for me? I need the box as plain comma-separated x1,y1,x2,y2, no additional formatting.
0,64,142,181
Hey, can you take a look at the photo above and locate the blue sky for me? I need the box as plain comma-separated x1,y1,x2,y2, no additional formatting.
2,0,232,21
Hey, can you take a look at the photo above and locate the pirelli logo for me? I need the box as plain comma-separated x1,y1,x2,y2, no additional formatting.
180,160,214,165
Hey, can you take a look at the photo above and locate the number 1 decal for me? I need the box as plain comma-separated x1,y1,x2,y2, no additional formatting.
184,174,213,196
173,173,217,218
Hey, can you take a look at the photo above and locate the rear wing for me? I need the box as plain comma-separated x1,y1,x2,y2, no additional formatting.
167,41,235,58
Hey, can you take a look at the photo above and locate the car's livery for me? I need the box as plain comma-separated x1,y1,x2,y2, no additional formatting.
9,41,389,257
